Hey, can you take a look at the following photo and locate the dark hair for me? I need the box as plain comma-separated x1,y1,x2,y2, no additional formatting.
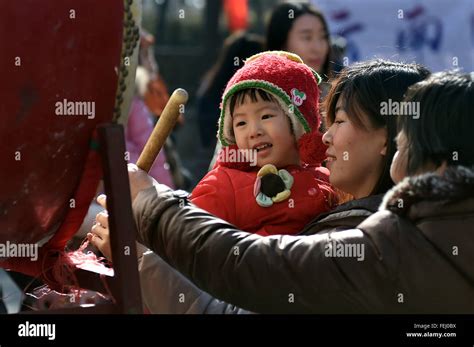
197,32,264,146
324,59,431,195
266,2,332,79
198,32,264,100
229,88,277,117
399,71,474,174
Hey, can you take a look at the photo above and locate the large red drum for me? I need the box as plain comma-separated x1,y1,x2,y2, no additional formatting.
0,0,140,279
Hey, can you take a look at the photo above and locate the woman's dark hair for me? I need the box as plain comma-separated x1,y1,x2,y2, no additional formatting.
266,2,332,79
399,71,474,174
197,32,264,146
324,59,431,195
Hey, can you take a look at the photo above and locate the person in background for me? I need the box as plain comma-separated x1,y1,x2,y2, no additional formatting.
127,30,175,188
266,2,333,97
196,32,264,154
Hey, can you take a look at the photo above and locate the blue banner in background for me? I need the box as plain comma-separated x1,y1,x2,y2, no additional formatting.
314,0,474,72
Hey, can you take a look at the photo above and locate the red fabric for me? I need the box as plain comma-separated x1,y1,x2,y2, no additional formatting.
190,163,336,236
47,140,102,251
0,1,123,285
0,0,122,245
297,130,327,167
215,144,256,172
2,140,102,285
224,0,248,32
222,53,321,134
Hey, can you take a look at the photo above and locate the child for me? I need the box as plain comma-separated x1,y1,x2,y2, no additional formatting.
189,51,336,235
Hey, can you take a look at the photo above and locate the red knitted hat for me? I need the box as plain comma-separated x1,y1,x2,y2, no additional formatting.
217,51,326,168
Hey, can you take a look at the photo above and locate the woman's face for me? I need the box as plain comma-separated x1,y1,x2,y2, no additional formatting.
390,131,409,184
285,14,329,74
390,130,446,183
322,97,388,199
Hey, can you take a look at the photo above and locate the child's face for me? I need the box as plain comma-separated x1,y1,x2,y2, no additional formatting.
232,94,300,168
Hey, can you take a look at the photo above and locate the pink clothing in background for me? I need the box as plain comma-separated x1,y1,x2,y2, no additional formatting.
125,96,175,188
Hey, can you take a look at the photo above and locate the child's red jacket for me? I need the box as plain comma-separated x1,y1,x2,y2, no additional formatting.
190,163,336,236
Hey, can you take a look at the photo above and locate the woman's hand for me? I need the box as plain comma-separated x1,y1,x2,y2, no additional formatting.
128,163,156,203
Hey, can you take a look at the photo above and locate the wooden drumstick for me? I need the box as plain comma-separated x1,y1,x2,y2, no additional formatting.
136,88,188,172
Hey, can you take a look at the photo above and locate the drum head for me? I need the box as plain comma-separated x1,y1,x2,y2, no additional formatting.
0,0,138,253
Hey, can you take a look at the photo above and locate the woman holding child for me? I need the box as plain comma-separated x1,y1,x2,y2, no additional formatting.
90,58,474,314
127,68,473,314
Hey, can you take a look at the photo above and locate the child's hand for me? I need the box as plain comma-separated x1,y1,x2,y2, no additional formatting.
87,195,112,261
87,165,161,261
87,194,150,262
